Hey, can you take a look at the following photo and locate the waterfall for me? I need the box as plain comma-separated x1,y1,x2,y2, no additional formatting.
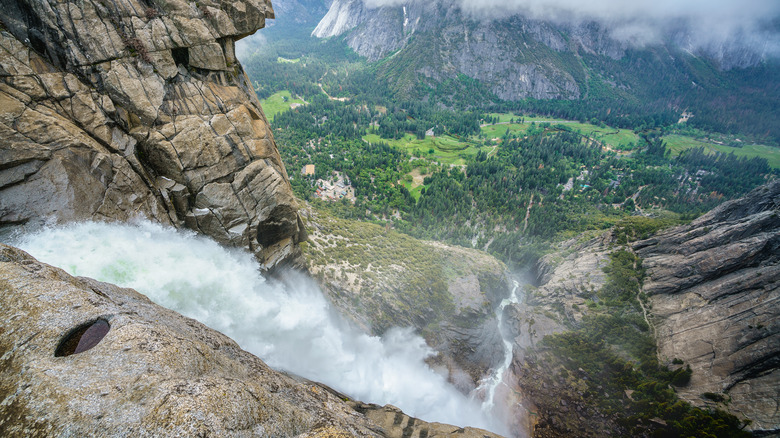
11,220,506,435
479,280,521,412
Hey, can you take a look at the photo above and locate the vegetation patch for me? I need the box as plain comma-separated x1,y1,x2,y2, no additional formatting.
663,134,780,168
258,90,306,121
529,249,750,437
363,133,479,165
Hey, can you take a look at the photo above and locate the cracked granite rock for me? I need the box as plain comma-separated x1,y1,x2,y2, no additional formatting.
508,181,779,435
0,0,305,270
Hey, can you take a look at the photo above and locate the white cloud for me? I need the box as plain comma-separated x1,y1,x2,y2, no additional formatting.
235,32,268,62
359,0,780,53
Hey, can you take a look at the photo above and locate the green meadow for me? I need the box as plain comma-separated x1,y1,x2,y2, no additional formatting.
481,114,640,149
259,90,306,122
363,133,482,165
663,134,780,168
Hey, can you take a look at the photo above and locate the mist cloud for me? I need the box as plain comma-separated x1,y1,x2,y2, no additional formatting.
236,32,268,60
363,0,780,55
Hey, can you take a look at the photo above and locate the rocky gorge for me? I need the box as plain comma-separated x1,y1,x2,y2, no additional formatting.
0,0,510,435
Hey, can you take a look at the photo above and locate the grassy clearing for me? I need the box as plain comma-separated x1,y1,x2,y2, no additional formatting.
277,57,300,63
663,134,780,168
401,178,425,201
363,133,482,165
259,90,306,121
369,113,640,166
566,123,639,149
486,112,521,123
480,123,530,139
400,168,432,201
481,113,640,149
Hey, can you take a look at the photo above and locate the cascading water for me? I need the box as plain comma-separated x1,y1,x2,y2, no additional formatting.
11,221,507,435
479,280,521,413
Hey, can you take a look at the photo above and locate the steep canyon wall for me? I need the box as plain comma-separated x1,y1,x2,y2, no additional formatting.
0,0,305,270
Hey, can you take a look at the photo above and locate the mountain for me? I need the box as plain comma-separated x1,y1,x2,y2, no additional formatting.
312,0,780,143
313,0,773,95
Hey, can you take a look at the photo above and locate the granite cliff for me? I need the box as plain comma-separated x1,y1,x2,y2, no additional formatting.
313,0,584,100
0,0,305,270
504,180,779,436
634,181,780,434
312,0,774,101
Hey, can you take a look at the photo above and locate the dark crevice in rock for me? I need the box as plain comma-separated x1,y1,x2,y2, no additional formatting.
55,318,110,357
171,47,189,68
256,205,298,247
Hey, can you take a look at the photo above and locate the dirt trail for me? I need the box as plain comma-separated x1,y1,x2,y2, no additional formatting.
522,195,534,233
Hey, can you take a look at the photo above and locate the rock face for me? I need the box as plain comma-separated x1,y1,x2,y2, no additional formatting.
0,0,305,270
313,0,582,100
497,233,616,437
300,206,511,388
505,181,780,435
0,243,504,438
633,180,780,434
312,0,770,100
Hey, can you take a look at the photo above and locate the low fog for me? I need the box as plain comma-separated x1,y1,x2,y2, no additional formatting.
363,0,780,54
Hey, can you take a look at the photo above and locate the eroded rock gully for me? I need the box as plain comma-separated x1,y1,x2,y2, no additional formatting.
0,0,305,270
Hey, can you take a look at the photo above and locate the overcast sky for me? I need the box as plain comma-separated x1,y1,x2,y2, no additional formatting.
363,0,780,52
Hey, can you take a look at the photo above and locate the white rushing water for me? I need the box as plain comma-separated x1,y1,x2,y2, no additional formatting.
13,221,505,434
479,280,521,413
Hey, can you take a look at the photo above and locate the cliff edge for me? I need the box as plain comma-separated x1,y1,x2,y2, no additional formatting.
0,243,504,437
0,0,305,270
634,180,780,433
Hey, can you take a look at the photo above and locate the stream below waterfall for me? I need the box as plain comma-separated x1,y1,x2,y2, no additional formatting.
479,280,521,413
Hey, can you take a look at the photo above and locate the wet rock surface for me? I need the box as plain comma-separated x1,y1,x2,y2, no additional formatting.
634,180,780,433
0,244,504,437
0,0,304,270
